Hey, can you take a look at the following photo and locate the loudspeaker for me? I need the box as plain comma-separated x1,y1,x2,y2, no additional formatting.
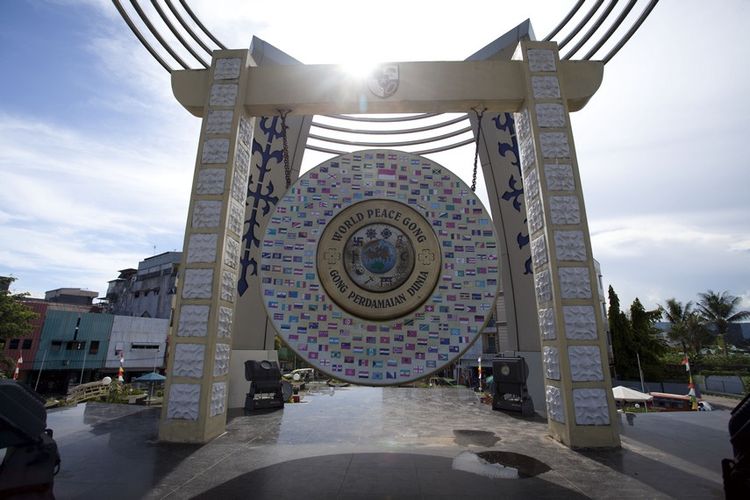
491,357,534,417
493,357,529,385
244,360,284,411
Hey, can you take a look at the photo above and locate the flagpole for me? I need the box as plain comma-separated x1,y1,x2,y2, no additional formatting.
636,352,646,393
35,347,49,391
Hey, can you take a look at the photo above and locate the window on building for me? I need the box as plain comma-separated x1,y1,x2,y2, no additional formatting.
22,339,32,350
485,333,498,354
89,341,99,355
134,291,140,298
141,311,151,318
66,341,86,351
9,339,19,350
51,340,62,352
131,343,159,350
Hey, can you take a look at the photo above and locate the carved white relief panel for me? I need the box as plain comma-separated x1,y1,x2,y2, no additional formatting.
527,196,545,234
531,76,561,99
201,138,230,164
210,382,226,417
221,269,235,303
573,388,610,425
192,200,223,228
535,103,565,128
173,343,205,378
213,343,231,376
568,346,604,382
228,200,244,236
167,383,200,421
563,306,598,340
525,167,540,201
206,110,233,134
177,305,210,338
544,164,575,191
538,308,557,340
187,233,218,264
218,306,233,338
530,233,548,268
224,237,240,269
213,58,241,80
540,132,570,159
196,168,226,195
543,346,560,380
182,269,214,299
549,196,580,225
554,230,586,261
546,385,565,423
527,49,556,72
518,137,536,172
209,83,238,106
558,267,592,299
534,267,552,304
238,116,253,148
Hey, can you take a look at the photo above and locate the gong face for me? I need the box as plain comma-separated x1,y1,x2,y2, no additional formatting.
260,150,500,386
317,199,441,321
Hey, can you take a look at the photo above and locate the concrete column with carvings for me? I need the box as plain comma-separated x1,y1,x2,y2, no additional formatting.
159,50,255,443
513,41,620,448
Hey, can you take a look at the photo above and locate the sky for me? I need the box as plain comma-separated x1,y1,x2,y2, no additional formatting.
0,0,748,313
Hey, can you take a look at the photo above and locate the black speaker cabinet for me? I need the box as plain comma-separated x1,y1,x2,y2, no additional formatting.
491,357,534,417
244,360,284,411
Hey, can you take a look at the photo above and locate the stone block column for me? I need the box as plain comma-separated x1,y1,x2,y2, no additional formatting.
159,50,255,443
512,41,620,448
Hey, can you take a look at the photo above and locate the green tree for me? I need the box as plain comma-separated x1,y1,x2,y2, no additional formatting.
629,298,667,379
608,286,635,378
660,298,712,356
0,278,38,377
697,290,750,355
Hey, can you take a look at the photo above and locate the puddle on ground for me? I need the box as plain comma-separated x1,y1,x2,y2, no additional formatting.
453,429,500,447
452,450,551,479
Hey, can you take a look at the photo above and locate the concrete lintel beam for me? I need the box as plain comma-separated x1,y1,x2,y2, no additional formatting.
172,59,603,118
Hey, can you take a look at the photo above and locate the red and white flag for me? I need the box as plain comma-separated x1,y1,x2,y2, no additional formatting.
680,356,690,372
13,355,23,380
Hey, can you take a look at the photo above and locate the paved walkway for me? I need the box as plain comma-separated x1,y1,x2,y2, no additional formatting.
48,385,731,499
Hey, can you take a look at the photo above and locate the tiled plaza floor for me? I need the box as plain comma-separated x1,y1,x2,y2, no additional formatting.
48,385,731,499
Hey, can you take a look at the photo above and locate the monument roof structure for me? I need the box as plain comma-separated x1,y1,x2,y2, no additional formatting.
112,0,660,155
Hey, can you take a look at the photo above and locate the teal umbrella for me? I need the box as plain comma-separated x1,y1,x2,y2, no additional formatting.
134,372,166,382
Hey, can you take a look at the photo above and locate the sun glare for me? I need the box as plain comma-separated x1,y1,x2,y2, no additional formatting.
340,60,380,79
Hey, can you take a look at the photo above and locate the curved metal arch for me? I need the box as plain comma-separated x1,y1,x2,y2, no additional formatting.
115,0,662,75
129,0,190,69
163,0,216,56
582,0,638,60
562,0,619,60
112,0,174,72
311,115,469,135
150,0,210,68
557,0,605,50
602,0,660,64
326,113,441,123
308,125,472,148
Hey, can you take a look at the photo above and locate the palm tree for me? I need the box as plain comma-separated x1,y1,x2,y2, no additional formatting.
660,298,710,356
697,290,750,355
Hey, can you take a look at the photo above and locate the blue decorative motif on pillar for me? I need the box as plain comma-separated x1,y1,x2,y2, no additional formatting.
492,113,532,275
238,117,282,296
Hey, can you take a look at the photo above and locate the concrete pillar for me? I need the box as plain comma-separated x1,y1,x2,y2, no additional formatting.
159,50,255,443
513,41,620,448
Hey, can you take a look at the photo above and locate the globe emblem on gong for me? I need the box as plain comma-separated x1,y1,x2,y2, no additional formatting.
362,239,395,273
344,223,415,293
